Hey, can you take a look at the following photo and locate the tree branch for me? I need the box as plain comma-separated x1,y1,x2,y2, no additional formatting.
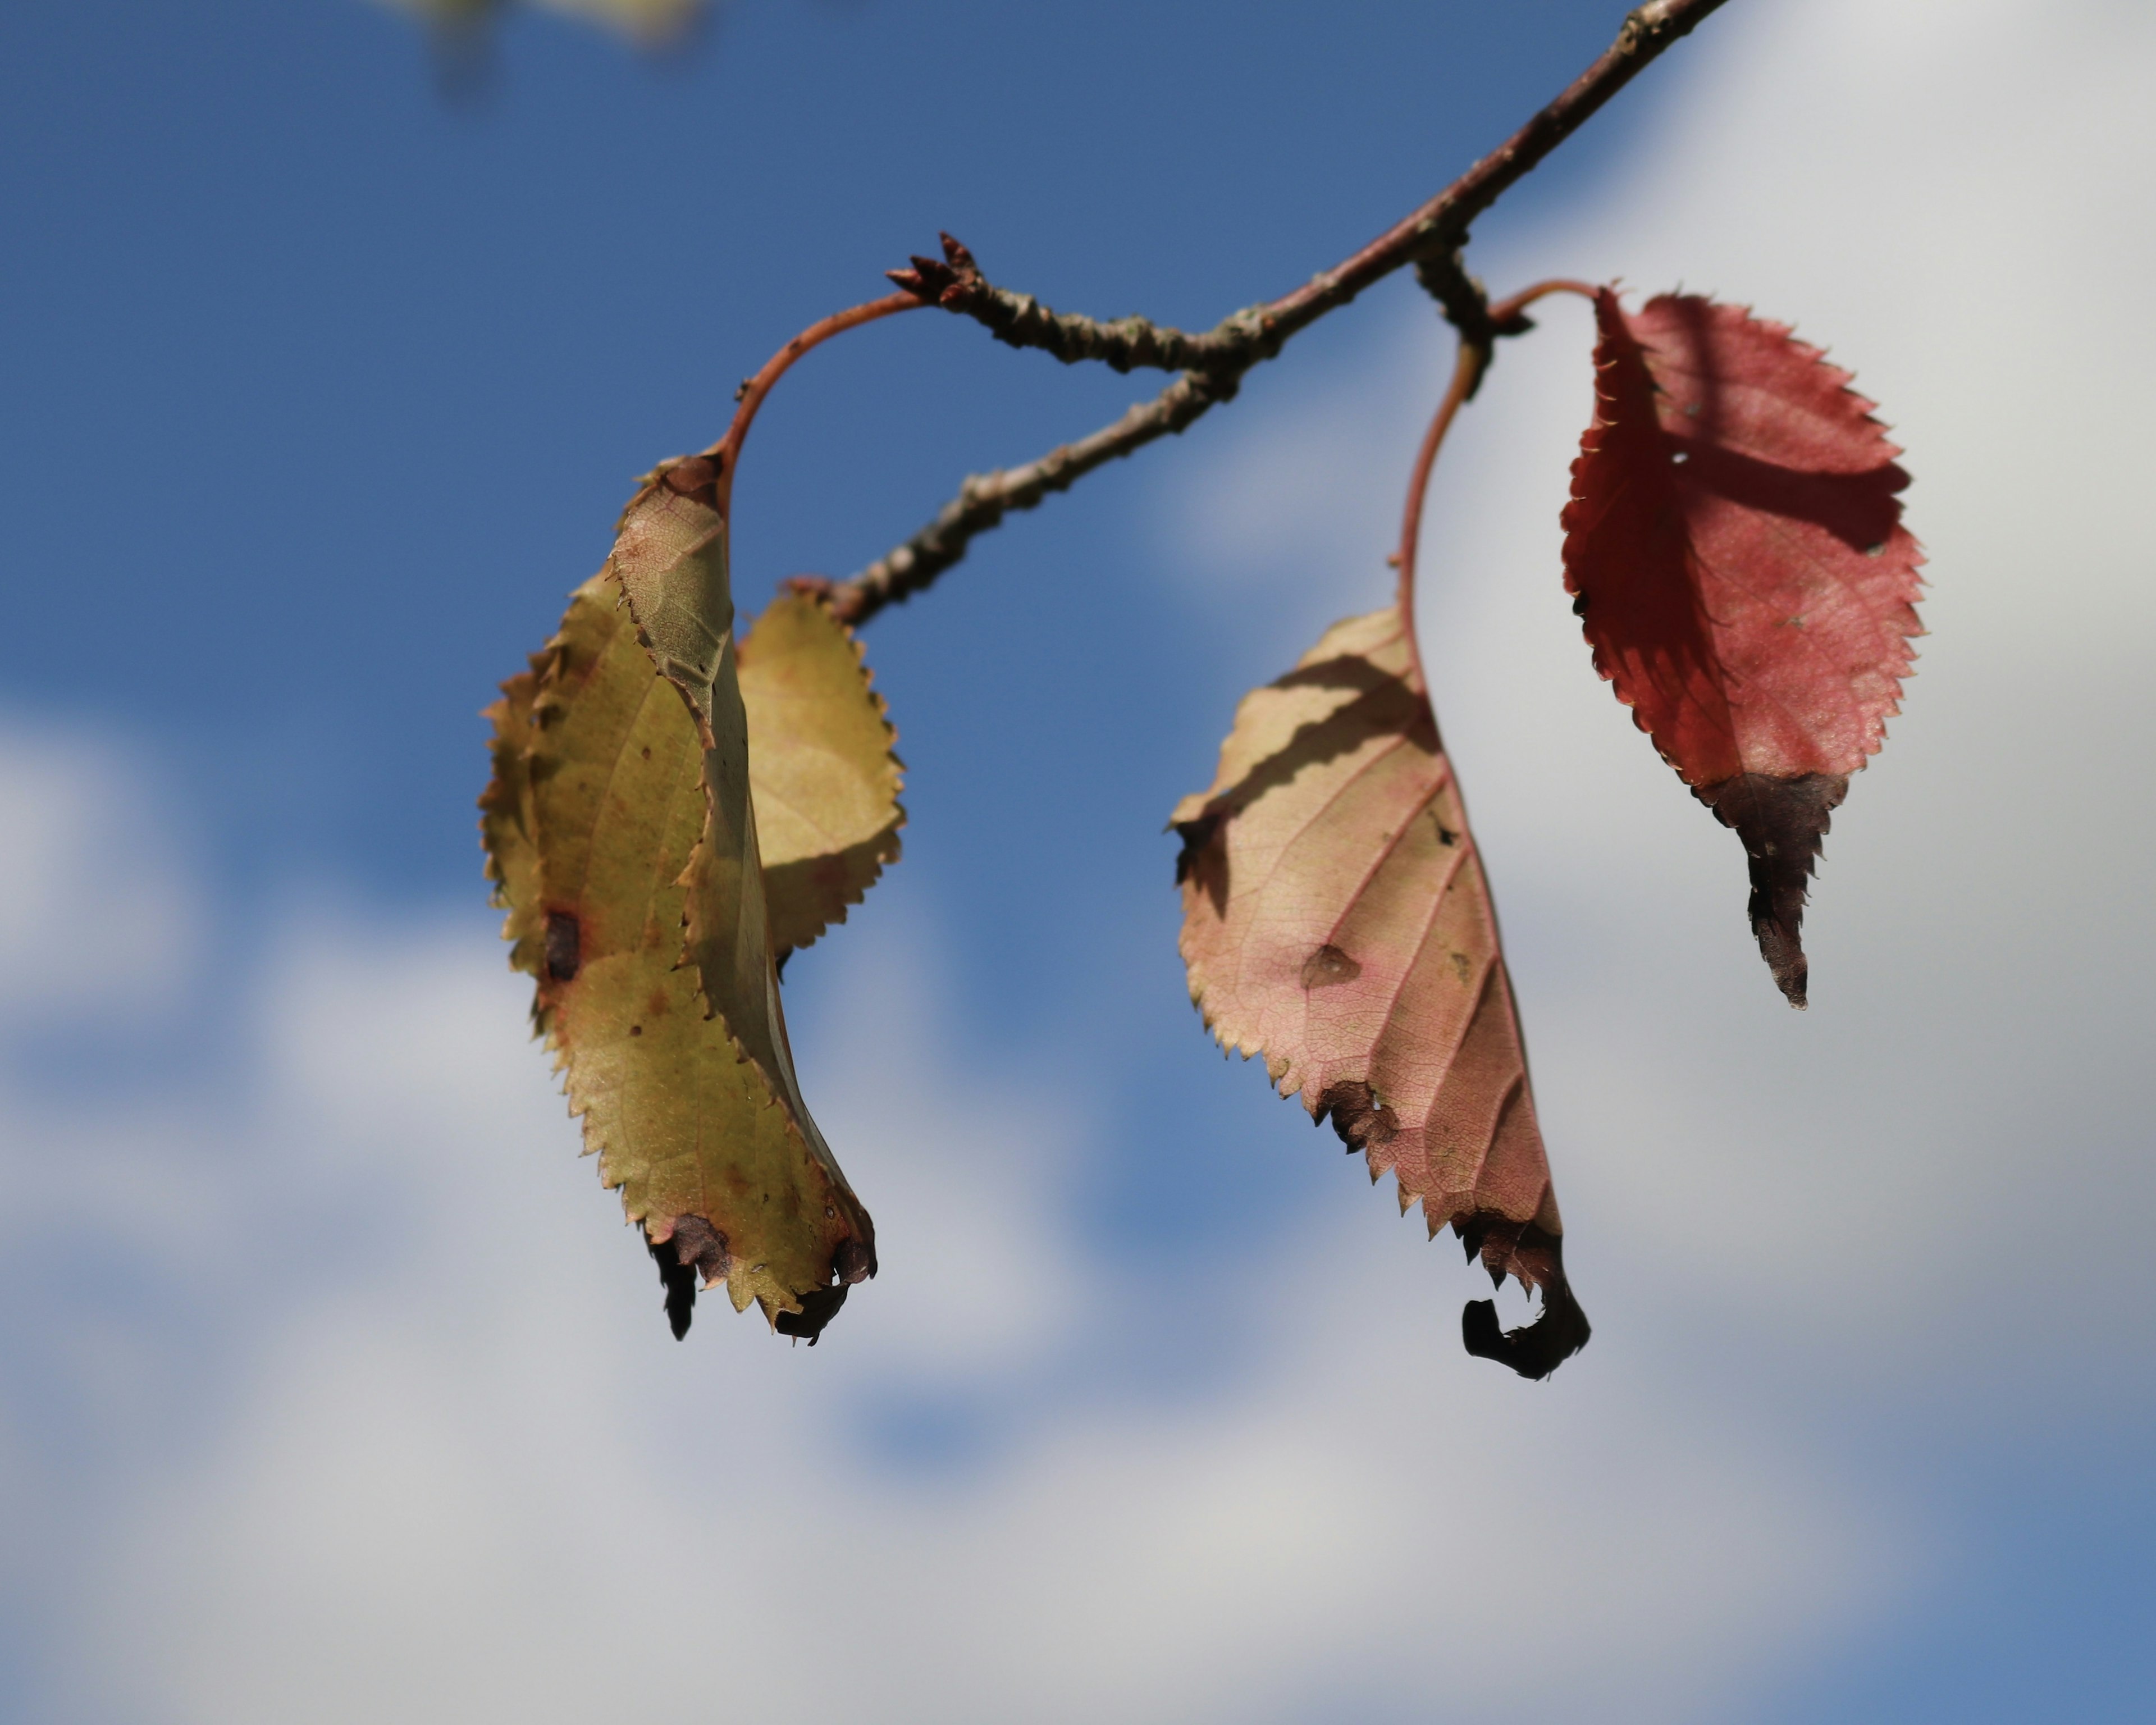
833,0,1730,626
815,370,1235,624
887,235,1217,376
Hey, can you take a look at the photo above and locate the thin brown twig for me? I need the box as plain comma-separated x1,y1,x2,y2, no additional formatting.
887,235,1218,375
830,0,1728,624
1228,0,1722,352
811,371,1234,623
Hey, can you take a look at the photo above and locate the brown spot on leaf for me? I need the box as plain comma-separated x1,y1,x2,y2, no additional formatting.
646,1216,732,1340
1316,1079,1399,1154
659,454,723,505
1172,812,1227,914
1692,771,1849,1007
1300,944,1362,989
544,910,580,982
669,1215,732,1284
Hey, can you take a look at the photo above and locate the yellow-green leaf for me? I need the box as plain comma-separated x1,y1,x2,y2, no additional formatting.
739,591,905,959
482,571,873,1340
605,462,805,1120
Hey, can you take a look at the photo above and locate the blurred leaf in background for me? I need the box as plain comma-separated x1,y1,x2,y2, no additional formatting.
381,0,707,45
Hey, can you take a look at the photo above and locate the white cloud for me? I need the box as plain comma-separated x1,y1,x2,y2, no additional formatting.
0,731,1892,1725
0,720,198,1024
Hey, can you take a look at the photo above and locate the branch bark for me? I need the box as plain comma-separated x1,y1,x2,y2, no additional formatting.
829,0,1730,627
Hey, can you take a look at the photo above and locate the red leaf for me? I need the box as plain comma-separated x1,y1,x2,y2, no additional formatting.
1560,289,1923,1005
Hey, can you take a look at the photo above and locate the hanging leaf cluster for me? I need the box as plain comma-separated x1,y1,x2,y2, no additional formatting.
476,0,1915,1371
1153,288,1920,1375
477,276,1918,1376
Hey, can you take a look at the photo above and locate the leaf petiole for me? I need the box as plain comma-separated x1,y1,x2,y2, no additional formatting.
1394,337,1488,700
1395,279,1597,698
1485,277,1598,326
709,290,925,513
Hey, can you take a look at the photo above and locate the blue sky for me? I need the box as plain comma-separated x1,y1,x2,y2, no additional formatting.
1,1,2152,1720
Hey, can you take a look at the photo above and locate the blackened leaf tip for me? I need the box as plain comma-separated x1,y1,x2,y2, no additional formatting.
648,1232,698,1340
773,1282,849,1345
1693,772,1849,1007
1461,1274,1591,1380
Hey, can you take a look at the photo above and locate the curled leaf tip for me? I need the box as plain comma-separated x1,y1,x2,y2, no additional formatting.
773,1284,849,1345
1462,1267,1592,1381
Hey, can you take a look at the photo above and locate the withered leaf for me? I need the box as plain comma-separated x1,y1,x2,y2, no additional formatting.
1561,290,1923,1005
482,573,874,1340
738,591,905,960
478,660,543,978
606,462,803,1112
1172,608,1587,1377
